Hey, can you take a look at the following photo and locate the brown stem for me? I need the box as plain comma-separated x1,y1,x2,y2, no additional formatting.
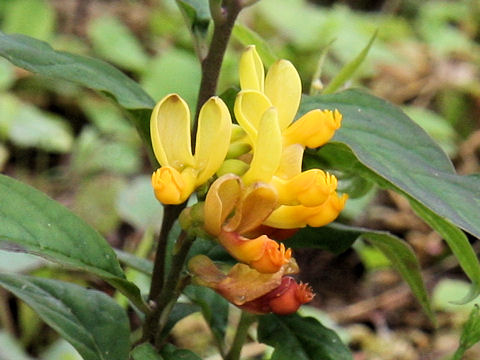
192,0,243,146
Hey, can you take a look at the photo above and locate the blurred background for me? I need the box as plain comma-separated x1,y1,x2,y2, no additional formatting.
0,0,479,359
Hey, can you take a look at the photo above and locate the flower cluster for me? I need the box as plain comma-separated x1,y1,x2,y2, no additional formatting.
150,46,347,315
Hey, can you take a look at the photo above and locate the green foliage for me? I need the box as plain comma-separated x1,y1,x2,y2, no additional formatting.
301,90,480,240
0,174,145,311
0,274,130,360
322,30,377,94
289,223,434,321
2,0,56,41
88,16,149,73
258,313,352,360
452,305,480,360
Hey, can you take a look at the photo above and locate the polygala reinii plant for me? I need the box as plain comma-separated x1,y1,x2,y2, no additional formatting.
0,1,479,359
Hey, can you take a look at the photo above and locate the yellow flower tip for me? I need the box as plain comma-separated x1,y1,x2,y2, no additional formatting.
150,93,193,168
276,170,338,207
239,45,264,92
151,166,195,205
250,240,292,274
284,109,343,148
306,192,348,227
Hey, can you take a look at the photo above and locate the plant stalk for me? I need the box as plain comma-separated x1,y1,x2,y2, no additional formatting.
224,311,256,360
192,0,243,142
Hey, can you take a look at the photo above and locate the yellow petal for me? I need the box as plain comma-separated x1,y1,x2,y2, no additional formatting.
284,109,342,148
151,166,196,204
194,96,232,185
275,144,304,179
239,45,264,92
234,90,272,141
264,60,301,130
224,182,278,234
264,192,347,229
204,174,242,236
242,107,282,184
271,169,337,207
150,94,194,168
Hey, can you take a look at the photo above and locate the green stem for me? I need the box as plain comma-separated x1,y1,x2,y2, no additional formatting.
224,311,256,360
192,0,243,143
154,231,196,348
143,204,185,343
148,205,184,302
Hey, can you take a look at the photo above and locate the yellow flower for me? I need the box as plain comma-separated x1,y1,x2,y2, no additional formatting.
234,46,343,209
150,94,232,204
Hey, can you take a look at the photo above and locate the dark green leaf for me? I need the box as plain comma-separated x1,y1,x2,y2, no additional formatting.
301,90,480,240
160,344,202,360
258,313,352,360
0,32,153,109
175,0,210,59
131,343,164,360
0,174,146,312
287,223,360,254
0,274,130,360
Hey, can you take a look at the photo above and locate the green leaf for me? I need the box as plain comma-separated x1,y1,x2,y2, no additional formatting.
2,0,56,41
288,223,434,321
232,24,278,67
0,32,155,145
88,16,149,73
160,344,202,360
131,343,164,360
362,232,435,321
287,223,360,254
116,176,164,230
0,274,130,360
452,305,480,360
322,30,377,94
0,174,147,312
0,32,153,109
0,94,73,153
41,339,83,360
258,313,352,360
115,249,154,276
184,285,229,347
175,0,211,59
141,49,200,110
301,90,480,240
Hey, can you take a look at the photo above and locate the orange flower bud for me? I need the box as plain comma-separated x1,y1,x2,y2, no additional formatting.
218,231,291,274
151,166,196,205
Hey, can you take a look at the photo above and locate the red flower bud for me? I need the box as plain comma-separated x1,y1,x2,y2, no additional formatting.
240,276,314,315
